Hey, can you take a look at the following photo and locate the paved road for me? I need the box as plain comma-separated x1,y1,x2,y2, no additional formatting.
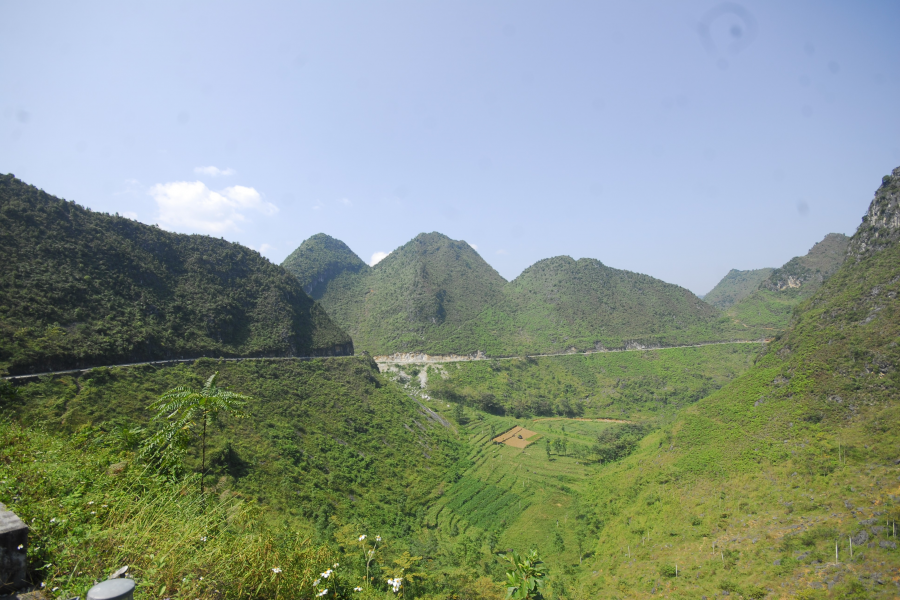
1,354,348,381
373,338,768,365
2,339,768,381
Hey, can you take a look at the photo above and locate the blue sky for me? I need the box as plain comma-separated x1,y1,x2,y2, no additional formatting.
2,1,898,294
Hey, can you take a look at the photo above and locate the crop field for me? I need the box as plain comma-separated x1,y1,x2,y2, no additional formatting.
492,425,539,447
423,407,624,568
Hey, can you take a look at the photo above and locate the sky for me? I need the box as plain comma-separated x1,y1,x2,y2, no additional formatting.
2,1,899,295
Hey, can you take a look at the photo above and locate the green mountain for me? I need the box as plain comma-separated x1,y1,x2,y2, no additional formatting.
702,267,774,309
283,232,508,355
283,235,735,356
726,232,850,333
472,256,724,354
281,232,369,297
577,167,900,597
0,174,352,375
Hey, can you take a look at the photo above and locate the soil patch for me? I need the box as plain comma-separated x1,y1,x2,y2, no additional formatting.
493,426,539,448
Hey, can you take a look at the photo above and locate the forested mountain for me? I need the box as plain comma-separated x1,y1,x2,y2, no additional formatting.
478,256,723,354
283,232,508,355
702,267,773,309
281,232,369,297
725,232,850,331
283,234,735,356
0,174,352,375
581,167,900,597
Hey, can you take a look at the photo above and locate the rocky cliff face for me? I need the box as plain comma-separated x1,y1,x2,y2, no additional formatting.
759,232,850,292
848,166,900,261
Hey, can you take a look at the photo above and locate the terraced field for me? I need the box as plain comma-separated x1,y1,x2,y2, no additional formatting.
424,412,623,566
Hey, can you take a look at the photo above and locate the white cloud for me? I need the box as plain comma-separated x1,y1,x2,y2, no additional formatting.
468,242,478,250
338,198,352,206
149,181,278,234
194,166,236,177
369,251,389,266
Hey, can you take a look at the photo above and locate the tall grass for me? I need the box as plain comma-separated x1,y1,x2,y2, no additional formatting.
0,421,338,599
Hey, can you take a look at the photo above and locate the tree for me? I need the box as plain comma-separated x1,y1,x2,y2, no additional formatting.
146,371,251,496
545,439,552,460
502,549,546,600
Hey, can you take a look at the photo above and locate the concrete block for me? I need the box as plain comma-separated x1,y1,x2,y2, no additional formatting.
0,502,29,592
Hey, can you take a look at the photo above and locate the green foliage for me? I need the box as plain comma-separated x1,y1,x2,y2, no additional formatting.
0,174,352,375
8,357,462,536
427,343,757,419
502,549,546,600
703,268,774,309
145,371,252,495
725,232,850,333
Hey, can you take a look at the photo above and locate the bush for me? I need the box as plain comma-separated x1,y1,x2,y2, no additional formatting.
659,563,677,578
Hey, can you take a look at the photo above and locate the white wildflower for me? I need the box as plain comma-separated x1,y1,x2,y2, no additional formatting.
375,535,382,542
91,511,96,515
52,587,59,592
313,579,320,586
50,518,56,523
387,577,402,592
40,583,45,588
354,586,363,592
333,563,339,568
271,567,282,574
87,501,94,505
200,537,207,542
321,569,333,579
358,534,366,541
17,544,23,550
317,589,328,597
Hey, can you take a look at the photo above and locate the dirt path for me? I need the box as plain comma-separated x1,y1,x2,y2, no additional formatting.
531,416,634,424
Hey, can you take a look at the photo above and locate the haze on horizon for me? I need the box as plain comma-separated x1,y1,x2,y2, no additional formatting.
1,0,898,295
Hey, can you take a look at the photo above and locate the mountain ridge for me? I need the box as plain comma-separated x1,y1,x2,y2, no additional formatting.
0,174,353,375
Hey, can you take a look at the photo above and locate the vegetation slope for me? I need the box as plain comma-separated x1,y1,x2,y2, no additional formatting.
724,233,850,334
4,356,459,536
703,268,774,309
569,168,900,598
283,234,745,357
0,175,352,375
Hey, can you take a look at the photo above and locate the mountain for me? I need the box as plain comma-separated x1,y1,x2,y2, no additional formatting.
0,174,352,375
725,232,850,332
579,167,900,597
283,234,738,356
479,256,724,354
702,267,774,309
283,232,507,355
281,232,369,297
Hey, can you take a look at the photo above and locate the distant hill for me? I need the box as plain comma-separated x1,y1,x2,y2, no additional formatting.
726,232,850,331
703,267,774,309
468,256,724,354
283,232,506,355
0,174,352,375
284,233,733,356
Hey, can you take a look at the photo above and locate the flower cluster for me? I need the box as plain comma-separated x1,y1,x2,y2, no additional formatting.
387,577,402,593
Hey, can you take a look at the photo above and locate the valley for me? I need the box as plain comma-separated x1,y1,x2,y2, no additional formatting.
1,167,899,599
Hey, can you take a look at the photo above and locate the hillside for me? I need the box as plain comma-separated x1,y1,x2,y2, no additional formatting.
573,167,900,598
703,267,774,309
725,233,850,333
284,235,740,356
6,356,460,534
283,232,508,355
471,256,727,355
0,174,352,375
